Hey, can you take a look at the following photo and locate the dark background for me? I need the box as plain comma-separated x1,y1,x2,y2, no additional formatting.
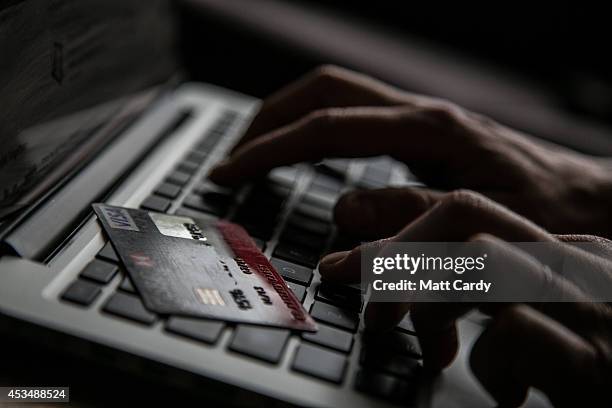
178,0,612,154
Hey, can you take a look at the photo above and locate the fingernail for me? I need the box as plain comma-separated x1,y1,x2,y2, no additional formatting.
319,251,349,267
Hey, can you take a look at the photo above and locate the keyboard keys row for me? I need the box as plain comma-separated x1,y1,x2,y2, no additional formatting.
138,110,242,219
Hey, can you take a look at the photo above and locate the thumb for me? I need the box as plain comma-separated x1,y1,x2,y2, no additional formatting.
333,187,443,239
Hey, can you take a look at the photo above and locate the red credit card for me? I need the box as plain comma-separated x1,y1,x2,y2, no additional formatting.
93,204,317,332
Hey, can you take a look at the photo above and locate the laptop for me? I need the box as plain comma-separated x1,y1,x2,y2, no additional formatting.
0,1,551,407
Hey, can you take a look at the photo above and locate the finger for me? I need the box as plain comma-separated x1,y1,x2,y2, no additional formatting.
395,190,553,242
333,187,443,239
209,105,452,186
363,302,411,332
556,234,612,259
470,304,603,407
332,191,553,340
236,65,411,150
318,239,390,283
515,237,612,304
410,233,588,373
319,239,415,332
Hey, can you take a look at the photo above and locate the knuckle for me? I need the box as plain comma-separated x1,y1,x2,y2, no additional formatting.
422,102,464,127
437,189,487,218
311,64,345,85
304,107,347,130
313,64,343,78
304,108,334,128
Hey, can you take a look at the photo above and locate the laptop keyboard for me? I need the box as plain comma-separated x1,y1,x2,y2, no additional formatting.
59,109,423,404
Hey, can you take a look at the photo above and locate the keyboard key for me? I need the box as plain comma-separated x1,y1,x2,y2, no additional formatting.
141,195,171,213
354,370,416,403
155,182,182,199
119,276,136,293
316,282,363,312
285,281,306,303
61,279,102,306
270,258,313,285
229,326,290,364
103,292,157,325
165,316,225,345
292,343,347,384
302,323,353,353
185,151,207,164
396,313,417,335
310,302,359,332
273,244,320,269
177,160,200,174
97,242,119,263
80,260,118,284
166,170,191,186
197,129,223,149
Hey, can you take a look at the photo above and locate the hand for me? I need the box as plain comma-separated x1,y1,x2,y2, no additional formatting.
209,65,612,238
318,190,612,408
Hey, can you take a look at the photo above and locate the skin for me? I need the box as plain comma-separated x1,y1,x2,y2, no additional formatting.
209,66,612,407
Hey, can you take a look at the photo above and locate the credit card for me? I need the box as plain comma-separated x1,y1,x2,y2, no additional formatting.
93,204,317,331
